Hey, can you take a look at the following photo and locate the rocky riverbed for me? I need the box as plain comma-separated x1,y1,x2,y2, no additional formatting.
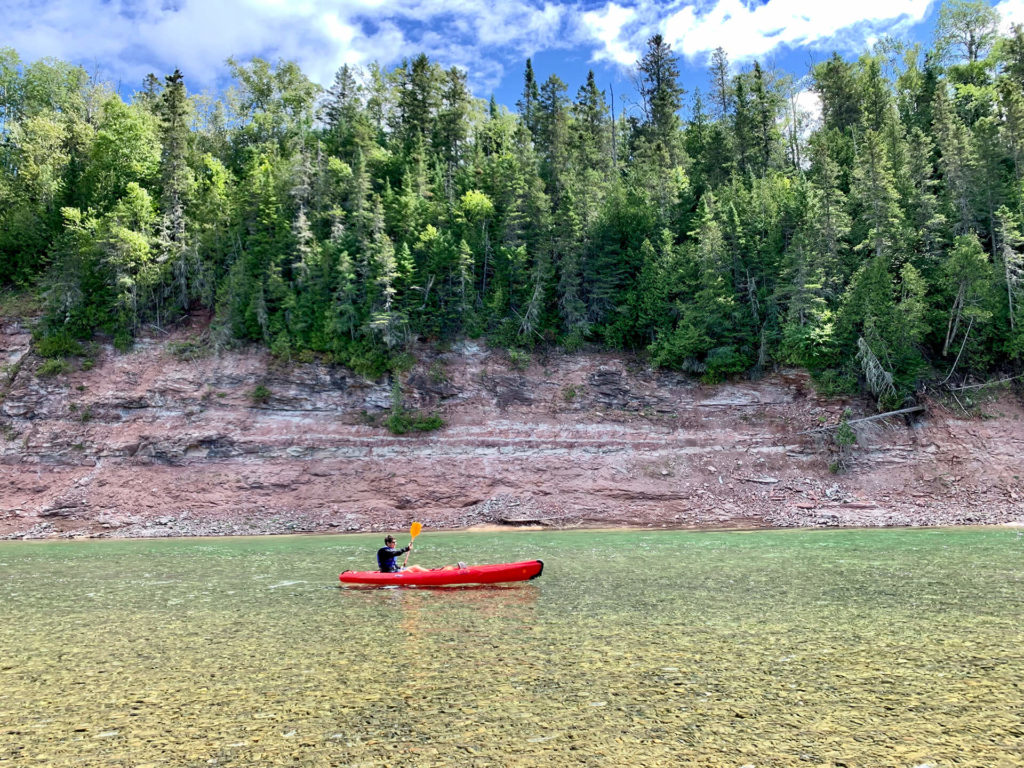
2,315,1023,539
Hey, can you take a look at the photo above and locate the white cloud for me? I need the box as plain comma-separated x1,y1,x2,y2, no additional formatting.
4,0,572,95
582,0,937,67
1,0,953,101
995,0,1024,31
581,3,642,66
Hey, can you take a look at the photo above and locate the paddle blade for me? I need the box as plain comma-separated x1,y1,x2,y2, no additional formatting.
410,521,423,540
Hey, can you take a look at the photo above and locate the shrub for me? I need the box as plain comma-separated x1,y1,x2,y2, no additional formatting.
168,335,211,361
36,332,84,359
810,369,858,397
390,352,416,373
829,410,857,473
113,332,134,352
561,329,584,353
339,342,391,379
251,384,271,404
428,361,448,384
507,348,530,371
38,358,71,377
385,410,444,435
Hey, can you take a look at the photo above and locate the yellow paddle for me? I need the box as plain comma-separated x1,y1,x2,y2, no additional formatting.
402,521,423,568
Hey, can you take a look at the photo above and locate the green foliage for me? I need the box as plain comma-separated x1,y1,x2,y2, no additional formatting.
385,375,444,434
250,384,271,404
6,18,1024,399
168,335,211,360
560,329,585,353
37,357,70,377
810,369,859,397
507,348,530,371
35,331,84,359
829,409,858,473
428,360,448,384
835,417,857,448
384,410,445,435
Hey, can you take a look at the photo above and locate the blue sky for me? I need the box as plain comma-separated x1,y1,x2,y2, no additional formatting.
5,1,1024,114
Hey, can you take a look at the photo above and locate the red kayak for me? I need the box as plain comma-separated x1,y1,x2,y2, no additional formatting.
339,559,543,587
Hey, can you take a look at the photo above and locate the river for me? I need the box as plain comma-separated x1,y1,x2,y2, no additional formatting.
1,528,1022,767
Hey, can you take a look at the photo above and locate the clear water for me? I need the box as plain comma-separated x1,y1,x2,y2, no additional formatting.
1,529,1022,767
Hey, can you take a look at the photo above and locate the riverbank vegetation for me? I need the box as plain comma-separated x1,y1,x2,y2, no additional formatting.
2,1,1023,406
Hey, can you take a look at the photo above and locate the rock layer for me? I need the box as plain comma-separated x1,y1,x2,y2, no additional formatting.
2,318,1023,538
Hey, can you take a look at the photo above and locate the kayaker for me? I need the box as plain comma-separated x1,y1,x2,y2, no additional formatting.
377,535,429,573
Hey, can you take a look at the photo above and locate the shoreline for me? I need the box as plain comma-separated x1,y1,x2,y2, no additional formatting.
3,519,1022,543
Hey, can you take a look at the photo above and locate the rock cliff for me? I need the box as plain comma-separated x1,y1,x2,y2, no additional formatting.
2,317,1023,538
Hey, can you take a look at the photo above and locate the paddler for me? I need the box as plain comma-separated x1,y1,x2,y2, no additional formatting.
377,535,429,573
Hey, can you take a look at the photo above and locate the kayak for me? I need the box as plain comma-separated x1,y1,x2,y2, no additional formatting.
339,559,543,587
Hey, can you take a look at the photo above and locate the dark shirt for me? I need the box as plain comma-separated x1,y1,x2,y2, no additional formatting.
377,545,410,573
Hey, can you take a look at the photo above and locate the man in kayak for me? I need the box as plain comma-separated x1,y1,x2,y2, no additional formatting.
377,535,429,573
377,534,466,573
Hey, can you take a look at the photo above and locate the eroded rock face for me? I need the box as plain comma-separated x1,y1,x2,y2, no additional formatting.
1,319,1023,539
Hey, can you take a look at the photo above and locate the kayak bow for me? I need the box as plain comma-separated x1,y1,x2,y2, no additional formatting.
339,559,543,587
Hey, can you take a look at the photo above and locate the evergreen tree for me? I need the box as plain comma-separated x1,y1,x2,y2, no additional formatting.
156,69,195,314
709,47,733,120
636,34,685,164
435,66,471,202
932,84,978,234
849,128,904,263
535,74,570,203
813,53,861,134
750,62,780,176
516,59,540,139
394,53,440,157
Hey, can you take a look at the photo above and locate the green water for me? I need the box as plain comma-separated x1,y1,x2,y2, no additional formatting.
1,529,1022,768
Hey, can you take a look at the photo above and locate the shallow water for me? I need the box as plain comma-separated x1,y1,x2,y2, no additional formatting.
1,528,1022,767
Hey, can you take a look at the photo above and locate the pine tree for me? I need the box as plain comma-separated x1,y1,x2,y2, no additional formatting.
435,66,471,203
709,47,733,120
903,127,948,275
750,62,780,176
156,69,194,314
636,34,685,164
732,74,754,176
570,71,613,179
932,84,978,234
516,59,540,139
535,74,570,203
849,128,904,263
807,134,852,289
813,53,861,134
859,57,891,133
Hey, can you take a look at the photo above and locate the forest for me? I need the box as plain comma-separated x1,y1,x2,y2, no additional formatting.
2,0,1024,408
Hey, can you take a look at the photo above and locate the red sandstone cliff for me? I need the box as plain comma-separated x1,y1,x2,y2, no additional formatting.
2,316,1023,539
